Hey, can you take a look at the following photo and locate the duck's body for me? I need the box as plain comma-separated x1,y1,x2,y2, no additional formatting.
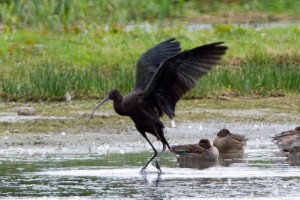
171,139,219,161
272,126,300,151
284,146,300,161
213,129,247,153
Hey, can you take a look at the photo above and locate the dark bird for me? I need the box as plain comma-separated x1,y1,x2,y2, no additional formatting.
90,38,228,173
272,126,300,151
171,139,219,161
213,128,247,153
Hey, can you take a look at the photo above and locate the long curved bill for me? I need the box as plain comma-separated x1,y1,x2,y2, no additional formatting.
90,95,110,119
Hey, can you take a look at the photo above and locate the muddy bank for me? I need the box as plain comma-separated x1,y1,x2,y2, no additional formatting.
0,121,298,155
0,97,299,155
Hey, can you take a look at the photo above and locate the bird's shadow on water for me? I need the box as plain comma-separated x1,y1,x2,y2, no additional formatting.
136,157,234,199
141,171,162,187
138,169,169,199
142,180,166,199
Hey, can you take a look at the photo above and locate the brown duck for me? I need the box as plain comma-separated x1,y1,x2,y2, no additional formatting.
213,129,247,153
272,126,300,150
284,146,300,161
171,139,219,161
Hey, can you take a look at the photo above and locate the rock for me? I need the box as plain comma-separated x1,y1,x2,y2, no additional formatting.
17,107,36,116
65,92,72,101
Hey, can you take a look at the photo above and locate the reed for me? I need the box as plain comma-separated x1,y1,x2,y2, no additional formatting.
190,53,300,98
1,52,298,101
0,25,299,101
1,0,300,32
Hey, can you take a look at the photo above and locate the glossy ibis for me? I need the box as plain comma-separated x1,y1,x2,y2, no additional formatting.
213,128,247,153
90,38,228,173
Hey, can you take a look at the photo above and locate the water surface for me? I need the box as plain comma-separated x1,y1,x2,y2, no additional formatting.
1,136,300,199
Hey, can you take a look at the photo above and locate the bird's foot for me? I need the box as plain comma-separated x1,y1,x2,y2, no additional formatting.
139,167,147,175
155,160,163,174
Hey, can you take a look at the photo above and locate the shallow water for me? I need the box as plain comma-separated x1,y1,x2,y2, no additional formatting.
1,100,300,199
0,112,67,123
1,135,300,200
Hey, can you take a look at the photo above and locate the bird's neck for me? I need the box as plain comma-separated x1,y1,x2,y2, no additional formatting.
113,94,126,116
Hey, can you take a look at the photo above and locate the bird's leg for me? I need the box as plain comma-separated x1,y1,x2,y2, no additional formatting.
155,142,166,174
140,134,158,173
154,129,170,174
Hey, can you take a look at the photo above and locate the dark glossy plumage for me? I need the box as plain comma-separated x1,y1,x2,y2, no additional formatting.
90,38,228,173
141,41,228,118
135,38,181,90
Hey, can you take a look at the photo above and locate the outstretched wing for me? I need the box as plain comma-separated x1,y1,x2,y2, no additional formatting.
135,38,181,90
142,42,228,118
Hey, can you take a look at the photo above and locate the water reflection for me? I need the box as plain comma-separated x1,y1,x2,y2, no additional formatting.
218,153,246,167
1,147,300,198
286,154,300,166
176,158,218,169
173,152,246,169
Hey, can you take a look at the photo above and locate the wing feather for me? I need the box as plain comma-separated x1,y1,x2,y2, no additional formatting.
135,38,181,90
142,42,228,118
171,144,205,155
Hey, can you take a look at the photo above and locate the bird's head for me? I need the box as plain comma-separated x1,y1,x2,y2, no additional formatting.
217,128,230,137
199,139,212,149
107,89,121,100
90,89,120,119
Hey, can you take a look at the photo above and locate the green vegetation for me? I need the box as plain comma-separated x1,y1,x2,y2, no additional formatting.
191,51,300,98
0,0,299,101
0,25,299,101
1,0,300,32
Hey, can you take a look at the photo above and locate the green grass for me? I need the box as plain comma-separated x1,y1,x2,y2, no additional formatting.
190,53,300,98
1,0,300,32
0,0,299,101
0,61,136,101
0,24,299,101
